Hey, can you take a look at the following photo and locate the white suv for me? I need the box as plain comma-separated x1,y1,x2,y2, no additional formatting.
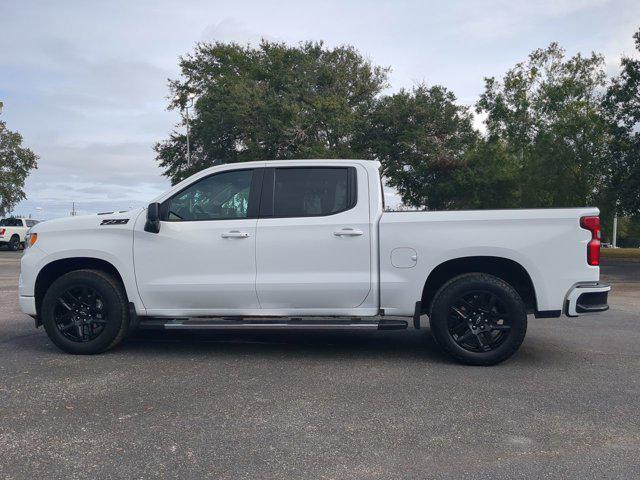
0,217,39,251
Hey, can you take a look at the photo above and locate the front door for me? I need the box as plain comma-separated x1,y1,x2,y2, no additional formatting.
255,165,372,311
134,168,261,316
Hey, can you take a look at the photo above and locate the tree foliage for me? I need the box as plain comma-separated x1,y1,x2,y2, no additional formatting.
604,28,640,217
476,43,612,209
452,139,521,209
0,119,38,216
365,85,478,209
155,41,389,184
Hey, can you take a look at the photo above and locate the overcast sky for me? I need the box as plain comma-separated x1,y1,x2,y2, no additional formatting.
1,0,639,218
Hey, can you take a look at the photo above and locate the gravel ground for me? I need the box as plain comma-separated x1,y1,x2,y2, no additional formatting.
0,250,638,479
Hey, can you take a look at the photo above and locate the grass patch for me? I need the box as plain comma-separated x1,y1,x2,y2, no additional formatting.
601,248,640,260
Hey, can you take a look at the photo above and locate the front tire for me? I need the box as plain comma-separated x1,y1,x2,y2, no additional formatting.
41,270,130,354
429,273,527,366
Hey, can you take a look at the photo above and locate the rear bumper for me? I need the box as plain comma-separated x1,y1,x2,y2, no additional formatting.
565,282,610,317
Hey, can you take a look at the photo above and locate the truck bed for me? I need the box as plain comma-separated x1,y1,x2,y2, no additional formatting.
378,208,600,316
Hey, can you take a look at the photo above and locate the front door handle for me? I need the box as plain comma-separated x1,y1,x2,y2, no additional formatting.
221,230,250,238
333,227,364,237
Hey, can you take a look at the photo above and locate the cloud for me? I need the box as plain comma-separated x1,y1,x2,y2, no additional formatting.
200,18,278,45
456,0,613,41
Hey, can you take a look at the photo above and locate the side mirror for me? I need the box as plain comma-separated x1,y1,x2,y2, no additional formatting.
144,202,161,233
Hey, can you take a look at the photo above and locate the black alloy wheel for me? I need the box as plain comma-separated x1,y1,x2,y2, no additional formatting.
41,269,130,354
448,290,512,353
429,273,527,365
53,285,108,342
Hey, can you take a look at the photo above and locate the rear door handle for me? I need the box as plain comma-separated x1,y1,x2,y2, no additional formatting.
333,227,364,237
221,230,250,238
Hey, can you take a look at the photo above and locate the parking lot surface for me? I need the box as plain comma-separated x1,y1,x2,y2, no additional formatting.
0,250,639,479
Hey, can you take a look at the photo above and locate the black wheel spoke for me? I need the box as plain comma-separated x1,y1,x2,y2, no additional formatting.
486,294,498,311
64,290,81,305
457,329,474,343
491,324,511,331
460,298,476,311
450,319,469,335
54,286,108,343
448,289,513,354
450,306,468,320
475,332,487,349
58,297,73,311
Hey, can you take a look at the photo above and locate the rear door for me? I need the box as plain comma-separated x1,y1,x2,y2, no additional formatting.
255,165,371,310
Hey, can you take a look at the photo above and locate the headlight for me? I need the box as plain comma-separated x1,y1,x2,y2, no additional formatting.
25,232,38,248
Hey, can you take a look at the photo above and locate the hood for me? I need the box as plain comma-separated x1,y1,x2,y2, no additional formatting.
32,208,145,234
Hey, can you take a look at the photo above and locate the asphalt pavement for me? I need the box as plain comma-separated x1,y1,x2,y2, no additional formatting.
0,250,638,479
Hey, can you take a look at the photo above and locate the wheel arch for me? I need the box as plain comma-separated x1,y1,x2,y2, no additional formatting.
421,256,537,315
34,257,128,318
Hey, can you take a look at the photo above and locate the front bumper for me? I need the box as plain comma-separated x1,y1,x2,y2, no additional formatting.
19,295,37,316
565,282,610,317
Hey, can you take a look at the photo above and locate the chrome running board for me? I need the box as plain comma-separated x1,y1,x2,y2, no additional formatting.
138,318,407,331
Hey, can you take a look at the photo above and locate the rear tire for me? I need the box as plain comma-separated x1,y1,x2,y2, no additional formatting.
429,273,527,366
41,270,129,354
8,235,20,251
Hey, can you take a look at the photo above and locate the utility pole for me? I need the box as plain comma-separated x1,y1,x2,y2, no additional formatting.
612,198,620,248
185,102,191,166
181,92,196,167
70,202,76,216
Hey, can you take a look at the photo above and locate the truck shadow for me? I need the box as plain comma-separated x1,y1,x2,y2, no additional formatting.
120,328,453,364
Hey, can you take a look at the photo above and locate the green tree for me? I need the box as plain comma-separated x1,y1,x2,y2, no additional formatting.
477,43,612,210
452,139,521,209
616,216,640,247
365,85,478,209
0,117,38,216
604,28,640,218
156,41,389,184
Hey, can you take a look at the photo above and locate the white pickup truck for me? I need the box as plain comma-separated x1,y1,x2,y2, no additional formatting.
19,160,610,364
1,217,39,250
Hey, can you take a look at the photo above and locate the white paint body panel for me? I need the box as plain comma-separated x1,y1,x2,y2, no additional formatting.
378,208,599,315
133,215,260,316
19,210,147,315
19,159,600,320
255,162,372,310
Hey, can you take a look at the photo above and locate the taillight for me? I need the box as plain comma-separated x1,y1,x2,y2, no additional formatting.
580,216,601,266
0,228,4,235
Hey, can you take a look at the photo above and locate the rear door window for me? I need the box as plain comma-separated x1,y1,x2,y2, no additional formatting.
272,167,356,218
0,218,21,227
